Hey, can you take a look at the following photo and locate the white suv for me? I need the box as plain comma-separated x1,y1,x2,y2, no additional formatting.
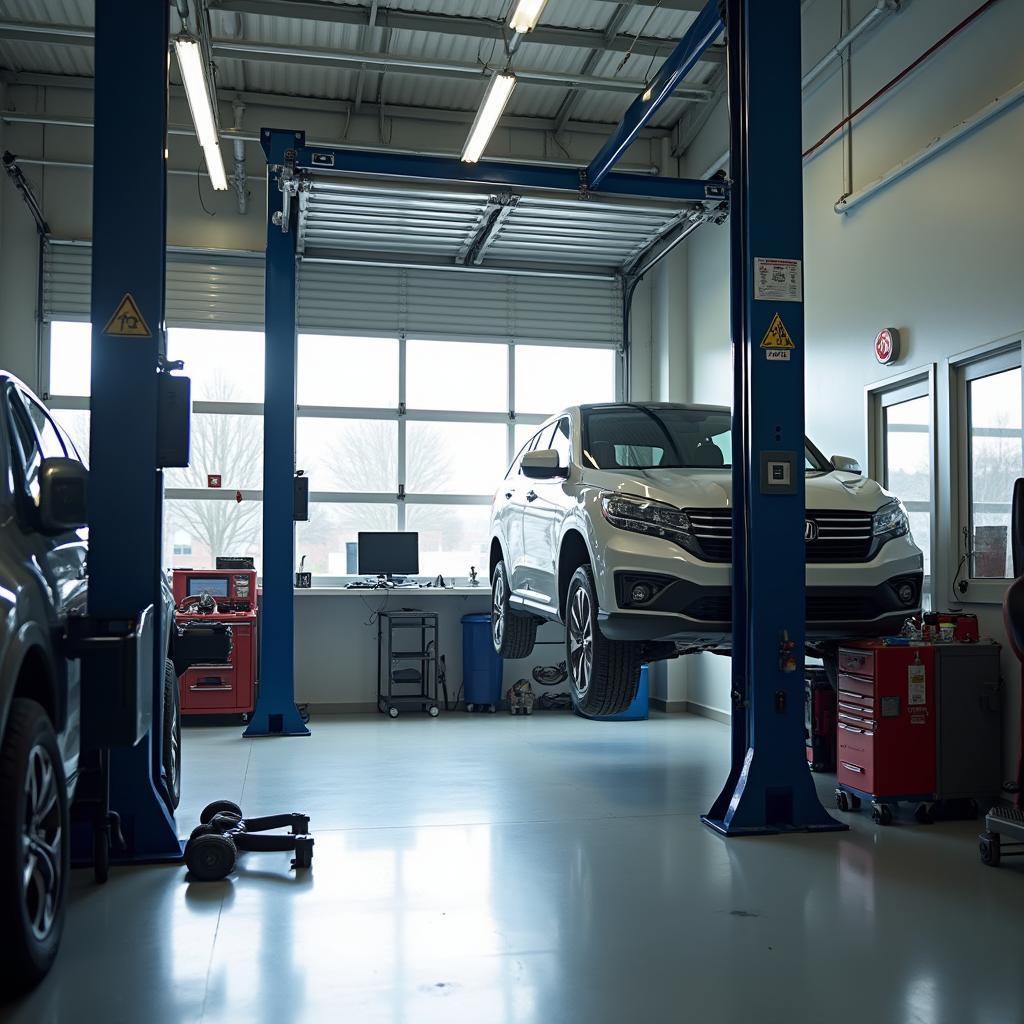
488,403,924,716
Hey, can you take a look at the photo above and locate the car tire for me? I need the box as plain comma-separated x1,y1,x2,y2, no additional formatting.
0,698,70,994
163,658,182,811
565,565,642,716
491,560,537,659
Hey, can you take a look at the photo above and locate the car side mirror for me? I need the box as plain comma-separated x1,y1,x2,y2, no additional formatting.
522,449,566,480
831,455,862,475
39,457,88,533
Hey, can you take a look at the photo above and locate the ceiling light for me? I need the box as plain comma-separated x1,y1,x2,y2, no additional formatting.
508,0,548,33
174,34,229,191
461,73,516,164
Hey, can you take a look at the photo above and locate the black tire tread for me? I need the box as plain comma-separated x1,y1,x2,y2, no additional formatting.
569,566,642,717
492,561,537,659
200,799,243,825
162,658,182,811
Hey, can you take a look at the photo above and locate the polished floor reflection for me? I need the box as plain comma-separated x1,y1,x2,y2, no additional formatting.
5,713,1024,1023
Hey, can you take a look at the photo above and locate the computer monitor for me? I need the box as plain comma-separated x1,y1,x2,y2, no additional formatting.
187,576,230,598
357,531,419,580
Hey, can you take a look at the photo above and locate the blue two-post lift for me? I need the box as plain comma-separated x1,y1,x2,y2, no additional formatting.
87,0,840,859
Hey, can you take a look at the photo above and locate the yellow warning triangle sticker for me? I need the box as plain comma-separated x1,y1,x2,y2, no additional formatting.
760,312,795,350
102,293,152,337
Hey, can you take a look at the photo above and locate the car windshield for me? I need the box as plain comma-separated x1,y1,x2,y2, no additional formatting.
581,406,830,471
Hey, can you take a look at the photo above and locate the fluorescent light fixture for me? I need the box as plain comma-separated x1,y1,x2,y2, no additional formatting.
508,0,548,33
174,34,228,190
461,73,516,164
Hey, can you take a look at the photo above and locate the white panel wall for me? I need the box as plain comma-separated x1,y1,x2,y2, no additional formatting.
671,0,1024,757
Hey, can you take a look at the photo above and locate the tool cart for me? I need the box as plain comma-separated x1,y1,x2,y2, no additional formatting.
376,610,440,718
834,639,1002,825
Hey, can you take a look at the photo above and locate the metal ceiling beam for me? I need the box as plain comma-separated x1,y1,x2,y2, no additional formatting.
0,21,713,99
207,0,725,62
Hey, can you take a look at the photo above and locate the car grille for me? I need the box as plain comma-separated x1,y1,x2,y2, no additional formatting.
683,594,880,623
687,509,874,563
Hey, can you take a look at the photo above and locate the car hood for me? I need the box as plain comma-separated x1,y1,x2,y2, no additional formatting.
580,467,897,512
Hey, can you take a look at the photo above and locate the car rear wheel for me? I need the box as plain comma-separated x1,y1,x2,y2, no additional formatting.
163,658,182,811
0,698,70,994
491,560,537,659
566,565,642,716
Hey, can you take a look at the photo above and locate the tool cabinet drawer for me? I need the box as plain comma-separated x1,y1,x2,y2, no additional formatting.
838,673,874,700
838,724,875,793
838,648,874,679
181,666,241,711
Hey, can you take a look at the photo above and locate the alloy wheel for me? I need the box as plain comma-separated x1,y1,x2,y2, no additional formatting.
22,743,62,942
568,586,593,698
492,572,505,649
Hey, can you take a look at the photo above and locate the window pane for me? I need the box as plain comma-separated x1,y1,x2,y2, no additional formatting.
50,408,90,464
406,340,507,413
165,413,263,489
298,335,398,408
164,497,262,572
296,418,397,493
968,367,1022,579
167,327,264,403
884,395,931,581
515,345,616,415
406,421,507,495
49,321,92,397
406,505,490,578
296,502,397,576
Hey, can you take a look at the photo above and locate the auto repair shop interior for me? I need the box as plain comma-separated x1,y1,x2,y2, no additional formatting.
0,0,1023,1021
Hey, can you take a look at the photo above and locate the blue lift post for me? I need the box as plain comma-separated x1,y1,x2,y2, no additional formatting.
244,129,310,737
86,0,182,859
702,0,844,835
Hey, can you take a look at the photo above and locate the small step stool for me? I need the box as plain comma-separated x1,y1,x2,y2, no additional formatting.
979,805,1024,867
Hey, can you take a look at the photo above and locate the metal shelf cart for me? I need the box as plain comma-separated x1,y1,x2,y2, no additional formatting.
377,610,440,718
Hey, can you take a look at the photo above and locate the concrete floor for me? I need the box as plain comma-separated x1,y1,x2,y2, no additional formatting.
5,712,1024,1024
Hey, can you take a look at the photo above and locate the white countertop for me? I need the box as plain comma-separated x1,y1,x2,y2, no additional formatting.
294,586,490,597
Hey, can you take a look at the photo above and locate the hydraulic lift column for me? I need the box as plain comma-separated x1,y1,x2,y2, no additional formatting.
86,0,181,860
702,0,843,835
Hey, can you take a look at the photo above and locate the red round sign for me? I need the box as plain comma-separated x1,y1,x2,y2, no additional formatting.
874,328,900,365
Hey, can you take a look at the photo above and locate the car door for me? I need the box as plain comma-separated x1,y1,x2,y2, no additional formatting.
520,416,573,605
498,427,545,592
9,388,87,785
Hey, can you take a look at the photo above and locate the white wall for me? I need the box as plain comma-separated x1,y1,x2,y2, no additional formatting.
676,0,1024,762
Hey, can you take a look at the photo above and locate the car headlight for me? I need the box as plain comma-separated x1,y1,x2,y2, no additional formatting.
873,501,910,539
600,493,693,547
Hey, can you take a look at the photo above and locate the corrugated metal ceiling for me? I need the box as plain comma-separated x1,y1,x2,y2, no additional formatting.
1,0,716,128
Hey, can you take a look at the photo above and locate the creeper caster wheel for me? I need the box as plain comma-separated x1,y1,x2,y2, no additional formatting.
979,832,1001,867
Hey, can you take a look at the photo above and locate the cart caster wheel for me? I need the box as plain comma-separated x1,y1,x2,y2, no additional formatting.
200,799,243,825
388,706,399,719
466,703,476,713
979,832,1001,867
428,705,440,717
488,704,496,713
914,803,934,825
849,794,862,810
835,790,850,812
186,833,237,881
872,804,893,826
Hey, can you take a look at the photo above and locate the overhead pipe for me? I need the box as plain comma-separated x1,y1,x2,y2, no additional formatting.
801,0,898,91
231,97,247,214
835,79,1024,213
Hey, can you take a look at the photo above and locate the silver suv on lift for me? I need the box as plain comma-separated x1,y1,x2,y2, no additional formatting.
0,374,185,993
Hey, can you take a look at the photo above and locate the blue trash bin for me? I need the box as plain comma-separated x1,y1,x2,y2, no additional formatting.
575,665,649,721
462,613,502,712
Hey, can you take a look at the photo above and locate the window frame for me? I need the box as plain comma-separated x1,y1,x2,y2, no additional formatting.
950,340,1023,601
865,365,937,608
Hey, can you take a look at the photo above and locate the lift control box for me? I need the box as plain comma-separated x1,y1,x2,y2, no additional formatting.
172,569,258,717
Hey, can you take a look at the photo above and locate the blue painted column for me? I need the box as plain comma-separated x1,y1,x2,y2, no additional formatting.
702,0,843,835
244,129,309,737
88,0,181,858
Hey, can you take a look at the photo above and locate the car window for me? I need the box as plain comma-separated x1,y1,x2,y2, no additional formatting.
8,390,44,502
24,395,68,460
549,418,572,470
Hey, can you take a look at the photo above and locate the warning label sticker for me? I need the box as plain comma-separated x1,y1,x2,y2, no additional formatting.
754,257,802,302
908,663,927,706
103,293,152,337
760,313,795,361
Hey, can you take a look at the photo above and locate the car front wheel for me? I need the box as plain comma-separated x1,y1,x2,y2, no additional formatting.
163,658,182,811
0,698,70,993
491,560,537,659
566,565,642,716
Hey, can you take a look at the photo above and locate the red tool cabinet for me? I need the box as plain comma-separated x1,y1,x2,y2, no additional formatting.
835,639,1002,824
172,569,258,717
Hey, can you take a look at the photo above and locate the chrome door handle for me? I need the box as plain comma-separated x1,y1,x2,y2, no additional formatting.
526,490,538,502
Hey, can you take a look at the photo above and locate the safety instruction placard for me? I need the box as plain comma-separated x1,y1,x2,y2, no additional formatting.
760,312,796,361
908,663,927,706
103,293,152,337
754,257,803,302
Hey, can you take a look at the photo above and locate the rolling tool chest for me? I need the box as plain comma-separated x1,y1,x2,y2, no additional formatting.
172,569,258,717
834,639,1002,824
